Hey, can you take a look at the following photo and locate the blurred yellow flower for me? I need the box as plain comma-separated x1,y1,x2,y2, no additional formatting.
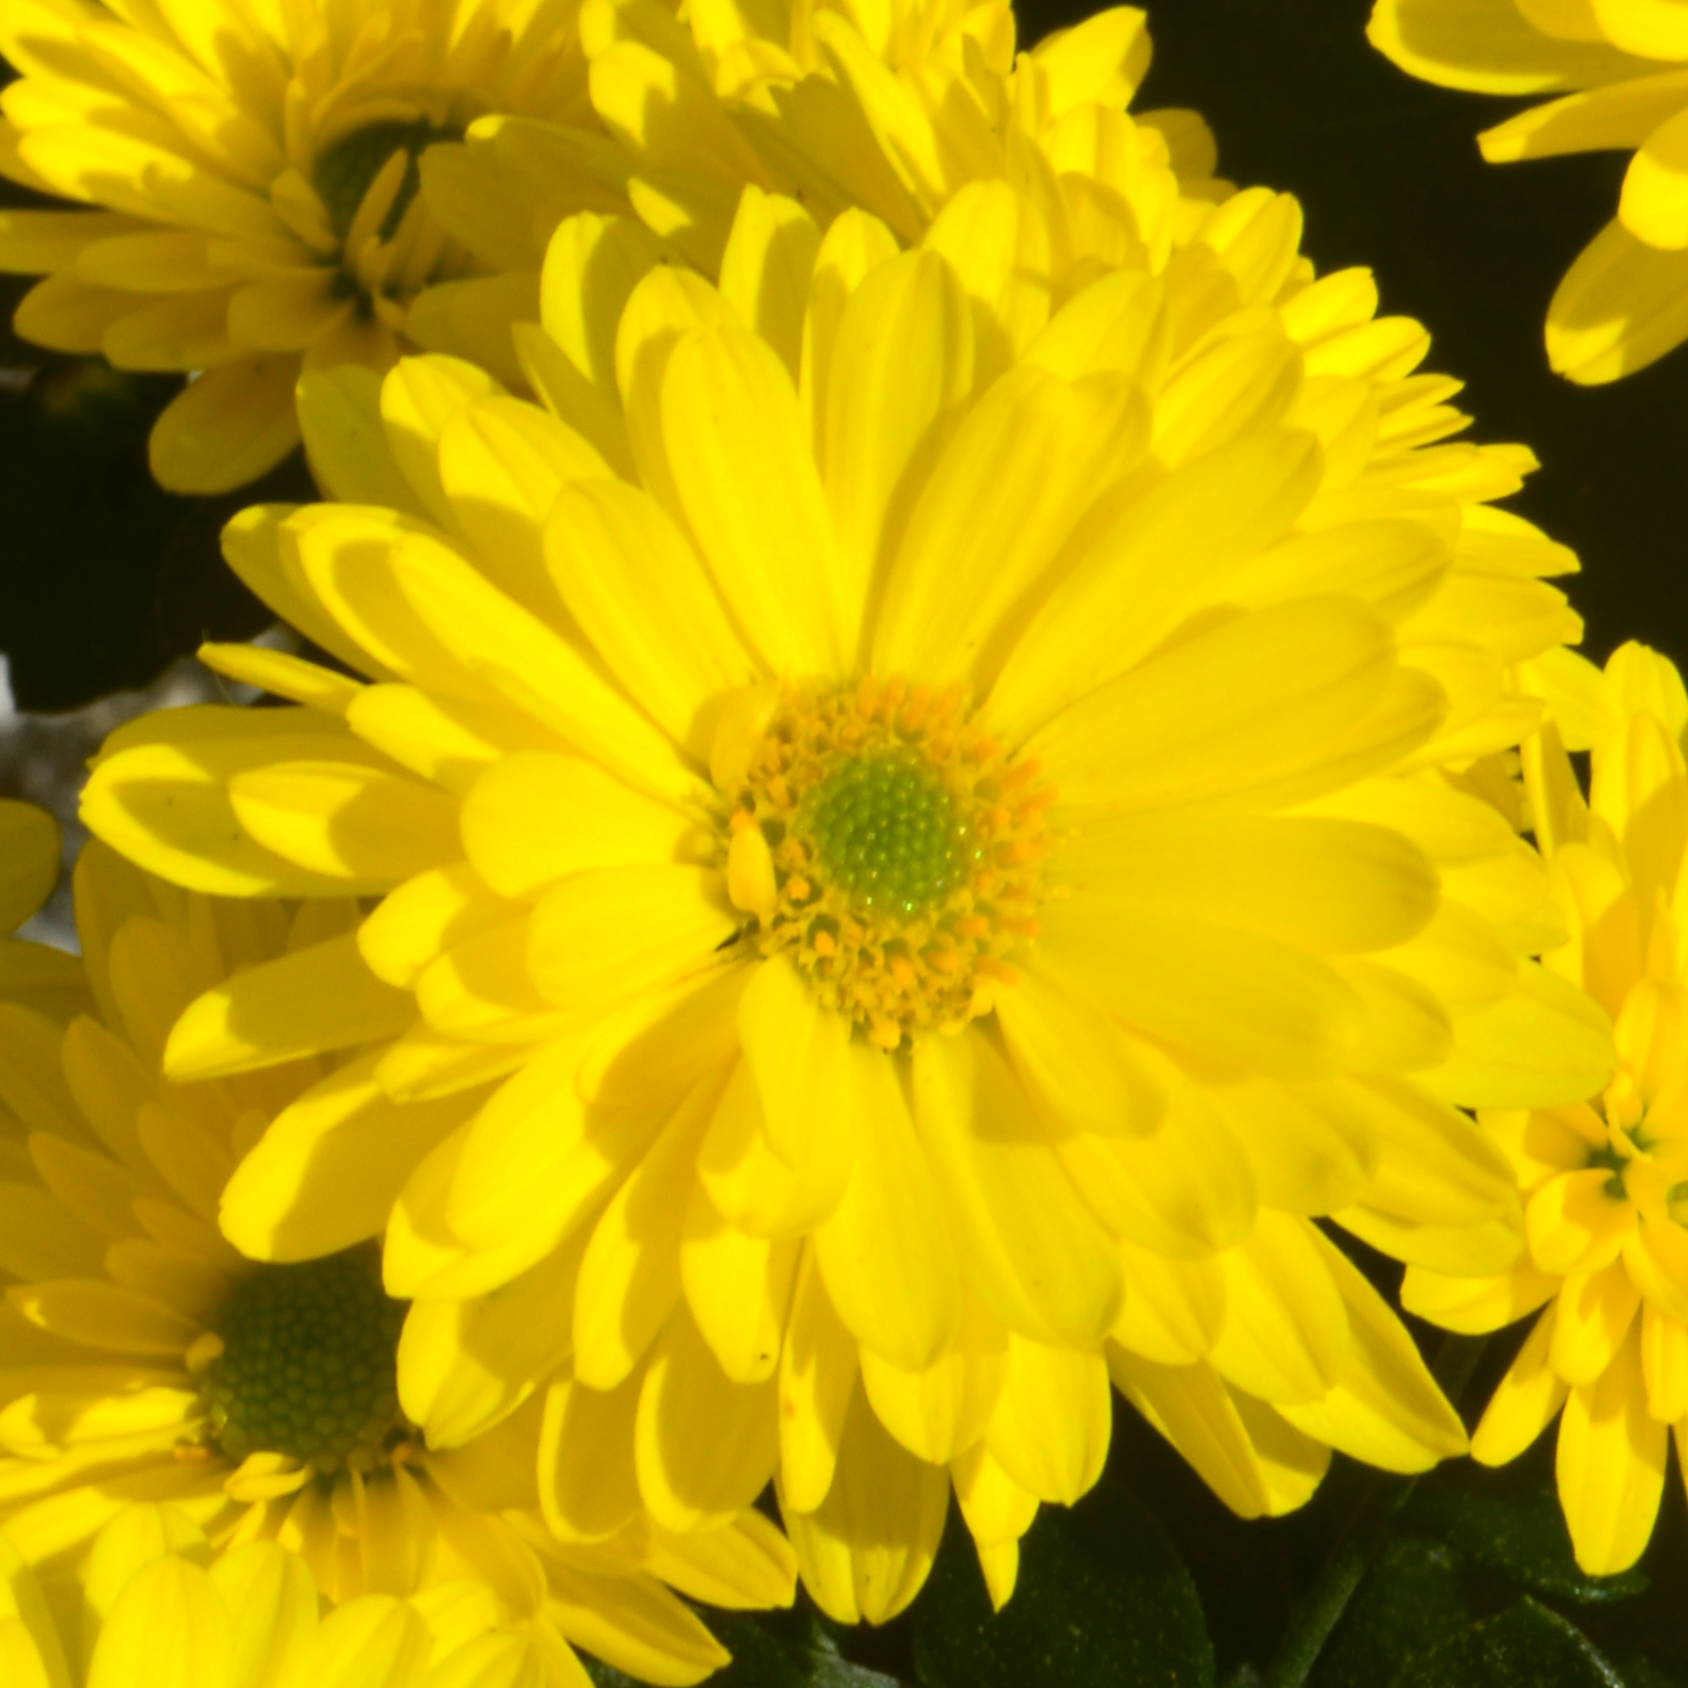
2,1502,550,1688
0,801,84,1020
0,841,793,1683
0,0,600,491
1405,641,1688,1575
1371,0,1688,382
80,176,1611,1616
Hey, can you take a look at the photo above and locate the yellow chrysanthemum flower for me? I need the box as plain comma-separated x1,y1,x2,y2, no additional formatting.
1369,0,1688,382
410,1,1224,377
1404,640,1688,1576
0,0,600,492
0,800,85,1019
0,839,794,1684
3,1502,551,1688
81,181,1613,1618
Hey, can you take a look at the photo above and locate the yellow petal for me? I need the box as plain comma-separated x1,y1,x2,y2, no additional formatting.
1472,1307,1571,1465
910,1031,1121,1347
1550,1267,1642,1384
573,1093,705,1389
1028,596,1403,817
777,1244,859,1513
539,1371,643,1542
87,1557,230,1688
680,1184,799,1385
545,477,759,757
164,933,415,1080
1556,1322,1668,1574
460,751,692,900
81,717,387,898
148,355,302,493
813,1046,961,1372
226,761,462,887
994,963,1169,1138
777,1385,949,1625
1548,217,1688,383
1038,901,1361,1080
1368,0,1651,93
526,865,734,1011
983,1335,1110,1505
219,1055,475,1261
635,1309,779,1533
657,320,851,676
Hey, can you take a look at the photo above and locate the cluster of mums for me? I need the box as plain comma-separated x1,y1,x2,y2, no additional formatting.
1,0,1688,1680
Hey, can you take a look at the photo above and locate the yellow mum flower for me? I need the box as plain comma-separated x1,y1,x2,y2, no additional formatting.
0,800,85,1018
1404,640,1688,1576
0,0,600,492
2,1502,550,1688
0,840,794,1683
412,1,1223,372
81,181,1612,1617
1369,0,1688,382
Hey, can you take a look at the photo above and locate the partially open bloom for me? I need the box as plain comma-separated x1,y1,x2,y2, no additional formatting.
2,1502,551,1688
1370,0,1688,382
0,840,794,1683
0,800,83,1018
0,0,599,491
1405,642,1688,1575
82,179,1610,1616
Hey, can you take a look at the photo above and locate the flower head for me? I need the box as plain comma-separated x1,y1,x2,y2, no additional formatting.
1370,0,1688,382
0,0,599,491
82,179,1611,1617
0,840,794,1682
2,1502,551,1688
1405,641,1688,1575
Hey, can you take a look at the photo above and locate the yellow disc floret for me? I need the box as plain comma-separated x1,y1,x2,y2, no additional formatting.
193,1249,408,1471
725,677,1054,1050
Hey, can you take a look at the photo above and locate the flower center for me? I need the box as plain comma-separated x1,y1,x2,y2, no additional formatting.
723,677,1055,1049
313,118,459,244
802,754,968,916
198,1250,407,1469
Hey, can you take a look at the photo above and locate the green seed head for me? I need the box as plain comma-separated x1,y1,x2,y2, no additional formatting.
313,118,459,241
802,754,968,916
202,1252,406,1468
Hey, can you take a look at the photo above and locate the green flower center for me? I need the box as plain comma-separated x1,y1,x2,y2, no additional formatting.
202,1251,406,1468
801,754,968,916
313,118,459,242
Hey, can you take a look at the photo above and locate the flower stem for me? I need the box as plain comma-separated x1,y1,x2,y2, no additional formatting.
1260,1331,1490,1688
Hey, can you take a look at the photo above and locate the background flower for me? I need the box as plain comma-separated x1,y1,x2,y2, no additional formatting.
0,838,794,1684
1404,641,1688,1575
1,1501,551,1688
0,0,599,491
1371,0,1688,383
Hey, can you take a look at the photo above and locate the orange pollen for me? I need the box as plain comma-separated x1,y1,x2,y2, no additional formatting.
720,676,1056,1048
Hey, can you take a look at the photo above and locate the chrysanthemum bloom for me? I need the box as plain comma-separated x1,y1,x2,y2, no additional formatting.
0,839,794,1684
1403,641,1688,1575
81,180,1613,1616
410,2,1226,376
0,800,84,1018
3,1502,553,1688
1370,0,1688,382
0,0,603,492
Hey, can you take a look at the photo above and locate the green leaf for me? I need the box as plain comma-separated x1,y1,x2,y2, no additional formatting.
1392,1598,1626,1688
913,1494,1213,1688
1309,1536,1480,1688
1401,1472,1647,1606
